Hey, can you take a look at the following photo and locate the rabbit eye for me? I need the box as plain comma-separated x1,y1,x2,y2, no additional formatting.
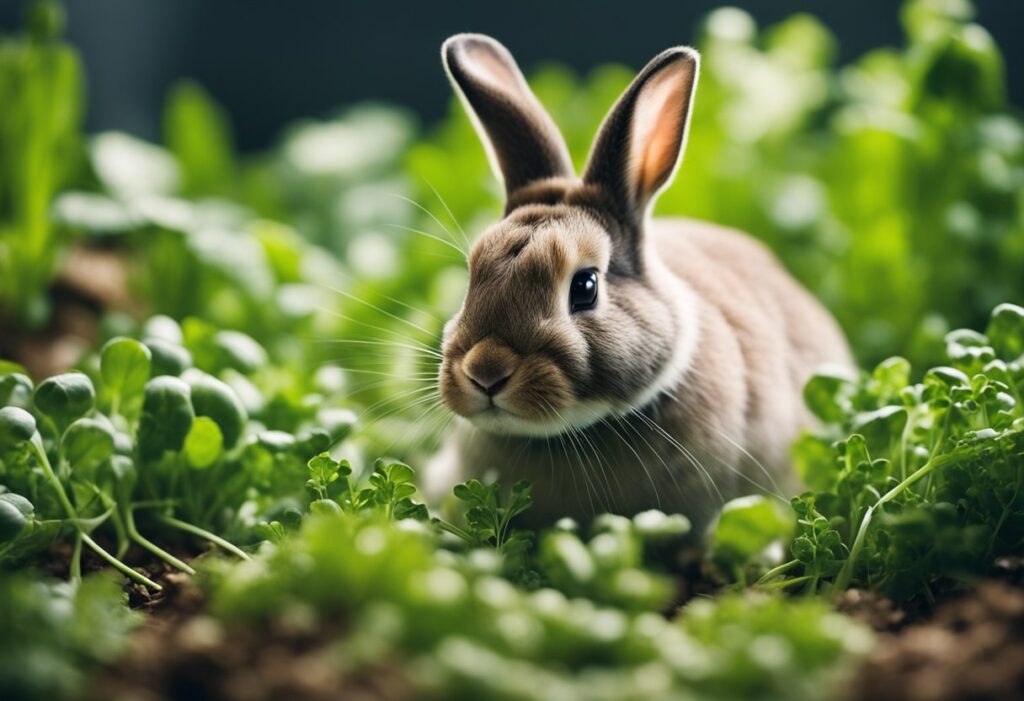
569,269,598,312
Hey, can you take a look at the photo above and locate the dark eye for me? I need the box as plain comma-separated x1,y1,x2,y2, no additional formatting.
569,269,599,312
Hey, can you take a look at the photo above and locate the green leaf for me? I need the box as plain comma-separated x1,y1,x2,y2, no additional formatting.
145,339,193,377
164,80,235,197
61,418,116,473
710,495,794,575
137,376,194,460
0,406,37,446
803,367,856,423
33,373,95,424
183,369,247,447
632,509,691,538
310,498,342,516
987,303,1024,361
0,372,33,408
183,416,223,469
100,337,152,408
0,493,32,542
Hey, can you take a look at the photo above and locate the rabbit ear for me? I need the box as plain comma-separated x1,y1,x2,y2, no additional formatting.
443,34,574,197
583,47,699,224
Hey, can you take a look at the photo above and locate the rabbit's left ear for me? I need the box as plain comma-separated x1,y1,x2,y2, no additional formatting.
443,34,574,198
583,48,699,224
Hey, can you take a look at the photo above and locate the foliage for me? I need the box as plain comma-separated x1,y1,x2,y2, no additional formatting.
0,0,83,327
0,572,140,701
206,505,870,701
729,303,1024,601
0,316,357,588
0,0,1021,698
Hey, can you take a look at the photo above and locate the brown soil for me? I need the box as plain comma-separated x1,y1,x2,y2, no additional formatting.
0,244,138,378
846,580,1024,701
90,563,411,701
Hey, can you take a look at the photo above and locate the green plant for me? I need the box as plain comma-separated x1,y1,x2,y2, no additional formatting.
736,303,1024,601
0,315,358,589
205,492,870,701
0,572,140,701
0,0,84,327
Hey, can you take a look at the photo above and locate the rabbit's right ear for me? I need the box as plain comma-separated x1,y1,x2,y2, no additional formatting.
443,34,574,198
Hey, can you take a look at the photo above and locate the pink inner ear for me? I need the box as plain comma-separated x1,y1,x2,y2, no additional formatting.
630,62,692,202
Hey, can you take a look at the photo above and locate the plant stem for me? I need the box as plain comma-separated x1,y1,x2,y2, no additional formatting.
755,558,800,586
158,515,250,560
830,450,961,594
758,575,815,591
31,439,162,591
125,508,196,575
70,532,82,582
81,532,162,590
433,518,476,545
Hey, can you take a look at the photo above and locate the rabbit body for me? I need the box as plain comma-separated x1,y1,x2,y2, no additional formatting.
435,216,850,532
429,34,852,533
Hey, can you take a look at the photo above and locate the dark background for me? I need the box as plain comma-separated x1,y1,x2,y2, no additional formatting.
1,0,1021,151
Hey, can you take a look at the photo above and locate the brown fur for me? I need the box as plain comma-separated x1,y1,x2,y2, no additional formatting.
429,35,852,535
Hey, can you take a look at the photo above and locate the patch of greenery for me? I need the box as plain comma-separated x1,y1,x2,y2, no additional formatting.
0,315,357,589
720,303,1024,602
0,0,84,327
206,502,870,701
0,572,140,701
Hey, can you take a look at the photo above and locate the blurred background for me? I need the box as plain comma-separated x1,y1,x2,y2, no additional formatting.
1,0,1022,461
0,0,1021,150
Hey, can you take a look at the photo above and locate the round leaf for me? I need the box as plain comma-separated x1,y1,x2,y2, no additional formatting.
101,337,152,405
183,369,247,447
987,303,1024,361
0,497,29,542
33,373,95,423
0,406,37,446
145,339,193,377
802,367,855,423
138,376,194,460
0,372,33,407
61,418,116,473
213,330,268,373
183,416,224,469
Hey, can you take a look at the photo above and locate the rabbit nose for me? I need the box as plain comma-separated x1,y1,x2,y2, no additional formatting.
468,373,511,397
462,338,519,397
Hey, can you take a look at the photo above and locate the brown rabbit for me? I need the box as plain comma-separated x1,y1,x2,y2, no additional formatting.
427,34,852,534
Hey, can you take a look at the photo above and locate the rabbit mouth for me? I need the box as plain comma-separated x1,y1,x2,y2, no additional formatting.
462,399,616,438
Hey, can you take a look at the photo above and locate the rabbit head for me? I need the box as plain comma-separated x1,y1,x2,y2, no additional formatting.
438,34,701,438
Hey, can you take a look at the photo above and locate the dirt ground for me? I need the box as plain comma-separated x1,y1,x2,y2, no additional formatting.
87,550,1024,701
847,579,1024,701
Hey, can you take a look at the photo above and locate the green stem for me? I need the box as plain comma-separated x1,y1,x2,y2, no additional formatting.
758,575,815,591
70,532,82,582
31,440,79,522
434,518,477,545
81,532,162,590
830,450,961,594
158,515,250,561
125,508,196,575
31,439,162,591
110,507,129,559
755,558,800,586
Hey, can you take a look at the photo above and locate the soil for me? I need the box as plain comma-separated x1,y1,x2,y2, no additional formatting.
0,245,138,378
88,545,1024,701
90,576,411,701
73,537,408,701
847,580,1024,701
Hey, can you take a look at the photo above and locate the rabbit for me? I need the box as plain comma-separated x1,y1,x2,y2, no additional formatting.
425,33,853,536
